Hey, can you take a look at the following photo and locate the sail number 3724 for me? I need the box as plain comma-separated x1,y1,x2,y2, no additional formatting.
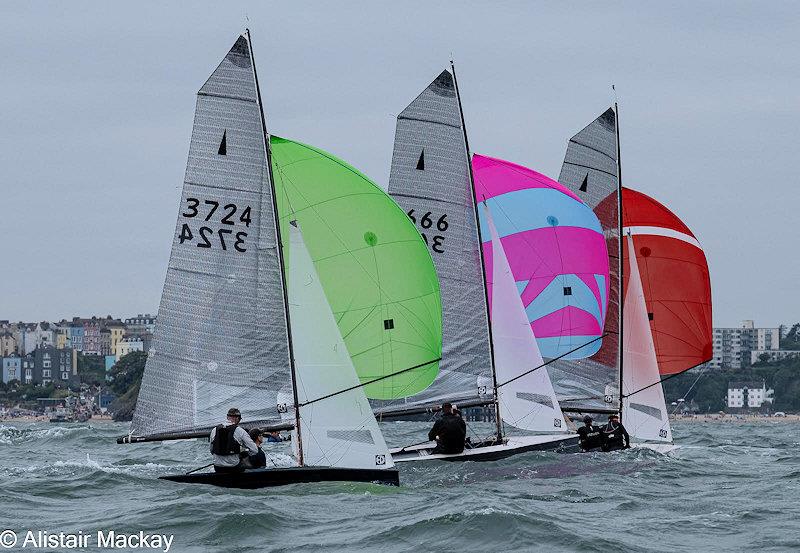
178,197,251,253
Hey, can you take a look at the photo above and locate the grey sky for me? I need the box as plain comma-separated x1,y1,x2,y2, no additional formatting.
1,1,797,328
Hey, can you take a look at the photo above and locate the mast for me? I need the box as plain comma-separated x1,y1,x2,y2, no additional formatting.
451,60,503,441
246,29,304,466
614,100,624,420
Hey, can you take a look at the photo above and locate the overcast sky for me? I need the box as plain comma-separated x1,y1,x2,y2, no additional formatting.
1,2,797,327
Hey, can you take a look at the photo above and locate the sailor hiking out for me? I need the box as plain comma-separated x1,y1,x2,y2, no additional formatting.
428,403,467,454
209,408,259,473
577,415,603,452
601,413,630,451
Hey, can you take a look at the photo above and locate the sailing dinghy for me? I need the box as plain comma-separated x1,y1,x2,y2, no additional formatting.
163,222,399,487
386,68,577,463
557,107,712,452
119,31,453,487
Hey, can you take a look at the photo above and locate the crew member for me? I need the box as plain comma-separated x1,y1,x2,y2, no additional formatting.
428,402,466,454
209,407,259,473
601,413,631,451
241,428,267,469
266,430,286,443
577,415,603,452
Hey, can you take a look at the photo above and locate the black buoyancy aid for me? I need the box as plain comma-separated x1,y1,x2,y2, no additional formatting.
211,424,241,455
603,422,624,448
578,425,602,449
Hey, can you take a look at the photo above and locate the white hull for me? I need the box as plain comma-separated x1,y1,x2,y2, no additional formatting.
390,433,579,463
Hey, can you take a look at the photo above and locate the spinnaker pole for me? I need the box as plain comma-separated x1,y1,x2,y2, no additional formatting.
451,60,503,442
247,29,304,466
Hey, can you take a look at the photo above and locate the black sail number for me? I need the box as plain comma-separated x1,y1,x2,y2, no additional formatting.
178,197,251,253
183,198,200,218
197,227,213,248
407,209,447,254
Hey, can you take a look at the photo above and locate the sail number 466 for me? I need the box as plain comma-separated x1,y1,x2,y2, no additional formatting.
407,209,448,253
179,197,251,253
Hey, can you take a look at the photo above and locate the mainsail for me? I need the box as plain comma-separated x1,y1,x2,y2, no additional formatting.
485,203,568,433
556,108,621,411
132,35,290,438
288,222,394,469
622,234,672,443
622,187,712,375
385,69,492,409
270,137,442,401
475,154,611,411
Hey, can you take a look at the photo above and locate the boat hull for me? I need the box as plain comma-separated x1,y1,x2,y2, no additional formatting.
390,434,579,463
159,466,400,488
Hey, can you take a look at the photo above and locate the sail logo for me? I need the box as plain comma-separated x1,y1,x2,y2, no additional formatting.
553,418,562,428
276,403,288,414
375,454,386,465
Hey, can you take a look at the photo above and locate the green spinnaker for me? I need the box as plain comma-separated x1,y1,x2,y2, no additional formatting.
271,136,442,400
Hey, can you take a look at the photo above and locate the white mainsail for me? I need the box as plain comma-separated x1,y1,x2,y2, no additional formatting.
485,203,568,433
287,222,394,469
621,233,672,443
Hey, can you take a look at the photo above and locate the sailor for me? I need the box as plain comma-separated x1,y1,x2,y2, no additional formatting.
428,402,467,454
266,430,286,443
601,413,631,451
577,415,603,452
209,407,259,473
241,428,267,470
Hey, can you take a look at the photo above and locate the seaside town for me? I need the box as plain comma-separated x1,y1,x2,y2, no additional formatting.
0,314,155,421
1,314,799,422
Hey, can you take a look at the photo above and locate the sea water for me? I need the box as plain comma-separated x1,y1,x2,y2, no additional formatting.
0,420,797,552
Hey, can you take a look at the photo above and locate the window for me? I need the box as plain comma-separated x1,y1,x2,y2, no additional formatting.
383,319,395,330
563,287,572,296
43,370,51,377
61,372,69,380
43,360,51,368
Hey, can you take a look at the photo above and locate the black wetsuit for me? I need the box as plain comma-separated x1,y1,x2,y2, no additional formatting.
428,413,467,454
577,424,603,451
601,420,630,451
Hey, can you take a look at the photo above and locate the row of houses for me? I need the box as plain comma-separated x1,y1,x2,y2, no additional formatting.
0,314,155,360
2,346,79,386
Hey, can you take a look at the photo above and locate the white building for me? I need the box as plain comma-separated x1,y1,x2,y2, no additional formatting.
710,320,780,369
727,380,774,409
115,337,144,360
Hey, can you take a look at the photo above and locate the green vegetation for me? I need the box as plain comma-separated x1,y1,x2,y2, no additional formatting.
780,323,800,350
664,357,800,413
77,353,106,386
108,351,147,422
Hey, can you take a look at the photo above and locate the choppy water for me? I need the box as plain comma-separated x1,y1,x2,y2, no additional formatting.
0,420,798,552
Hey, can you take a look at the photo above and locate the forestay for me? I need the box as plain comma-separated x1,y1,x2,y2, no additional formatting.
287,223,394,469
485,204,568,433
270,137,442,403
556,109,621,411
621,234,672,443
383,69,491,408
131,35,290,438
